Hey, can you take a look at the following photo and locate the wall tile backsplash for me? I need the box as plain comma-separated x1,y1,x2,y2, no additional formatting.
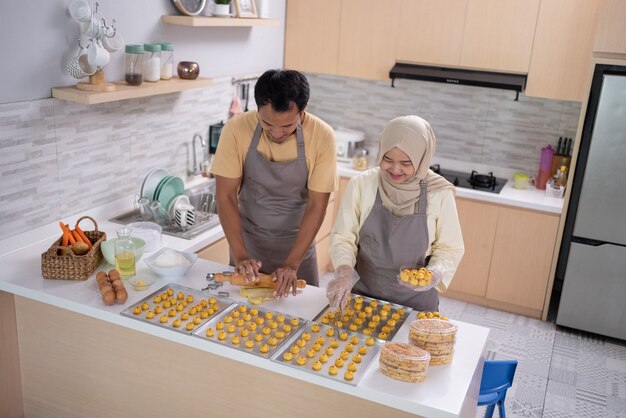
0,74,581,240
305,73,581,172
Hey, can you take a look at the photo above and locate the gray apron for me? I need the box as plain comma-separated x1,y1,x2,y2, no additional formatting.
352,181,438,311
235,123,319,286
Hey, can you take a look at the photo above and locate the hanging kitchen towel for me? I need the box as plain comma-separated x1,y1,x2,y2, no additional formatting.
228,86,242,119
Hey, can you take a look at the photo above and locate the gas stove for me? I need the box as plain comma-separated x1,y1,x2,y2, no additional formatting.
430,164,507,194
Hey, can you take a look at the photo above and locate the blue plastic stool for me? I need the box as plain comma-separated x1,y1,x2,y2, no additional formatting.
477,360,518,418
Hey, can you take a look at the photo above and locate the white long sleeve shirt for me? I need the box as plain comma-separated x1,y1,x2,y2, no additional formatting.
329,168,465,292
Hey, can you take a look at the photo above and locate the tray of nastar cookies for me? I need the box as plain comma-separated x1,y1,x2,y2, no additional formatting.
121,283,234,335
193,302,307,358
314,294,412,342
271,321,383,386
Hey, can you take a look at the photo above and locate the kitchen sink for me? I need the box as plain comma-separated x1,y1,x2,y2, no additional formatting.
109,180,221,240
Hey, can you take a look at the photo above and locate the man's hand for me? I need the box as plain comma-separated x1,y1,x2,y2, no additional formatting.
234,259,262,283
272,266,299,299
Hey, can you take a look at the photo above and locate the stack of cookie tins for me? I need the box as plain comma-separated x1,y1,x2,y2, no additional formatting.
379,343,431,383
408,319,458,366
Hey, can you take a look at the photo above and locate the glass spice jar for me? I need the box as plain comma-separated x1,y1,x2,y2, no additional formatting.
353,148,369,171
160,42,174,80
124,44,144,86
143,43,161,82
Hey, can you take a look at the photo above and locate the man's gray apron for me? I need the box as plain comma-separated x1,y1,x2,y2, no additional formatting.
352,181,438,311
235,123,319,286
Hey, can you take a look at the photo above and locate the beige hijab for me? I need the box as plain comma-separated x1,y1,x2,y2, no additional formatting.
377,115,454,217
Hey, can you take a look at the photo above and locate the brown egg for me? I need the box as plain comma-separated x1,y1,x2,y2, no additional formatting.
102,290,115,306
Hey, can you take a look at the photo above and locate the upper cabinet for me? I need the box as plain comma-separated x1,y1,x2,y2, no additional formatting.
337,0,402,80
285,0,611,101
396,0,467,67
593,0,626,55
285,0,400,80
460,0,540,73
525,0,602,102
396,0,539,73
284,0,342,75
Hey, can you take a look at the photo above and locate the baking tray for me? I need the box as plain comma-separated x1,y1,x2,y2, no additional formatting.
314,294,412,341
271,321,383,386
121,283,234,335
193,302,307,358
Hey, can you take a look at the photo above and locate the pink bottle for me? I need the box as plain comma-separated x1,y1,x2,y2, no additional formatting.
536,145,554,190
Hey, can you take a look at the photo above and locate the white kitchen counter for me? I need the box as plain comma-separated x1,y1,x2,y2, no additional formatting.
338,163,564,214
0,212,489,418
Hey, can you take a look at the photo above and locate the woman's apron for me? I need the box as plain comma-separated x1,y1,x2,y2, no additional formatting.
235,123,319,286
352,181,438,311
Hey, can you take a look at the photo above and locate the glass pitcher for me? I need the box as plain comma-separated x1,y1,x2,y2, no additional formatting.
115,227,136,279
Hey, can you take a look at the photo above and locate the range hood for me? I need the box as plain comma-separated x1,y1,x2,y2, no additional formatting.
389,63,527,99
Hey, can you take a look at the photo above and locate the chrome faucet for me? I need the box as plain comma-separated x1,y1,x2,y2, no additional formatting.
188,133,206,176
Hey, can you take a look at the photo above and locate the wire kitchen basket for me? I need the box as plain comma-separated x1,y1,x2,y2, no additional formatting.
41,216,106,281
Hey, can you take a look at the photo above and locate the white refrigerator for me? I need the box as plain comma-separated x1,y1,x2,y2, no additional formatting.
556,64,626,340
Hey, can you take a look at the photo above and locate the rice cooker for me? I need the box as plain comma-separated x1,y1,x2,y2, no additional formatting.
335,128,365,163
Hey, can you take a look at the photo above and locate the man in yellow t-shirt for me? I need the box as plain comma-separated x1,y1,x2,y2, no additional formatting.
210,69,337,298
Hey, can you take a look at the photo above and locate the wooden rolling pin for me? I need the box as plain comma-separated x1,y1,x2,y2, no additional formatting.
211,272,307,289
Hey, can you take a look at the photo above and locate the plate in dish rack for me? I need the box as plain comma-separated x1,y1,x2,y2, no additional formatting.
141,168,168,200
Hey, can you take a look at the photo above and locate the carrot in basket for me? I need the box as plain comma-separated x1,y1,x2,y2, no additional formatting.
71,229,84,244
60,222,70,247
74,225,92,248
62,223,76,245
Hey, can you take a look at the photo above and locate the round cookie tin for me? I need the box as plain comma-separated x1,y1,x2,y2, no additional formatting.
409,318,458,366
379,343,430,383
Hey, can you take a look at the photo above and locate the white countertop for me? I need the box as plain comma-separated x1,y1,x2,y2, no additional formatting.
0,192,489,417
338,163,564,214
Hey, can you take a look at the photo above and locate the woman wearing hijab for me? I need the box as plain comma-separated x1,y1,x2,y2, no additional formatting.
326,115,464,312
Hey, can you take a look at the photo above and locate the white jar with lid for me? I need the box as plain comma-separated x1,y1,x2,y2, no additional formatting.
143,43,161,82
160,42,174,80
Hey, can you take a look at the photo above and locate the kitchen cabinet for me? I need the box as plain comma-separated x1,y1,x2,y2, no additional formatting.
0,292,23,418
446,198,560,318
197,236,230,265
396,0,466,67
448,198,498,297
525,0,602,101
285,0,401,80
337,0,402,80
161,15,279,27
52,77,213,105
396,0,539,73
284,0,342,75
460,0,540,73
593,0,626,55
486,206,559,312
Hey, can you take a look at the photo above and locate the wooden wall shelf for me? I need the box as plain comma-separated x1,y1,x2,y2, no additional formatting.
161,15,280,27
51,77,213,105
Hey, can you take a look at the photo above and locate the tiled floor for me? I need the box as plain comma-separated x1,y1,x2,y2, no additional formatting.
319,273,626,417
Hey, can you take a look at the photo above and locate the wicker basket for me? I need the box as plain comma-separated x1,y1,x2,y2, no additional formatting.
41,216,107,281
